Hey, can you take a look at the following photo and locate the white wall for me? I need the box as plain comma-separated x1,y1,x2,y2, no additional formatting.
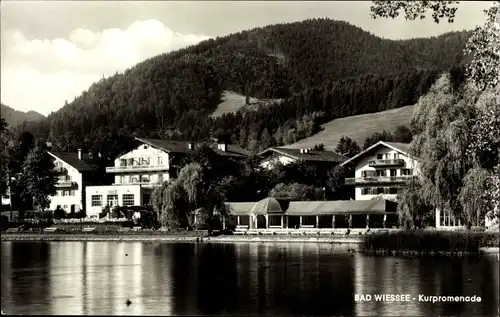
114,172,170,185
48,156,85,213
85,185,143,217
354,146,419,201
114,144,170,169
260,155,296,169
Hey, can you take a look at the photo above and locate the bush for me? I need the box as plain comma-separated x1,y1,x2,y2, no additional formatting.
362,230,499,255
53,207,66,220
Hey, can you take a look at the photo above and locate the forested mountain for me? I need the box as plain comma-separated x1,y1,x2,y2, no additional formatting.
1,104,45,127
24,19,470,160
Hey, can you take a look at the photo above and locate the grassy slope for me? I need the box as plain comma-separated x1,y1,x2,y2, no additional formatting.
284,105,415,150
210,91,283,117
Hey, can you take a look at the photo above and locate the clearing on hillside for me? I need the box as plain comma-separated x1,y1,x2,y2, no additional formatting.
210,90,283,117
283,105,415,150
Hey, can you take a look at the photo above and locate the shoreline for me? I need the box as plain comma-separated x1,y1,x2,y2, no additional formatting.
0,233,364,244
1,234,498,253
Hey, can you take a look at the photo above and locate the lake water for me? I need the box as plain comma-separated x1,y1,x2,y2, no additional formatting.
1,241,499,316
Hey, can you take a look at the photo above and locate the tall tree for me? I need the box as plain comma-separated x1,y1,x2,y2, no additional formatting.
335,136,361,157
18,147,57,217
363,130,393,150
392,125,413,143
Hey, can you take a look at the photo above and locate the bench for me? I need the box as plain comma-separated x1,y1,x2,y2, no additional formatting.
319,230,334,235
234,227,248,235
43,227,58,233
304,230,320,235
82,227,96,233
262,230,275,235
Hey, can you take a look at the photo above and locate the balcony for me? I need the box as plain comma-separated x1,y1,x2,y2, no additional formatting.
54,167,67,173
368,159,405,167
56,180,75,187
345,175,417,185
114,180,164,187
106,164,170,173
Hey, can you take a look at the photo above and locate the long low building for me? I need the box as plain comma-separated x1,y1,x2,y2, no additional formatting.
224,197,398,230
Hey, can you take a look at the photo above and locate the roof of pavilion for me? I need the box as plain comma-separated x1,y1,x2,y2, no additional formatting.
225,198,398,216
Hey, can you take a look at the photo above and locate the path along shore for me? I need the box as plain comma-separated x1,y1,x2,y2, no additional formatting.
0,233,363,244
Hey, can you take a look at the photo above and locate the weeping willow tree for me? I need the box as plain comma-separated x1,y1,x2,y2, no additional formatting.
397,178,433,229
371,1,500,227
151,162,230,233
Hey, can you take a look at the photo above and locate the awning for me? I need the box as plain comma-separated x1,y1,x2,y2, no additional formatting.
226,202,256,216
285,199,397,216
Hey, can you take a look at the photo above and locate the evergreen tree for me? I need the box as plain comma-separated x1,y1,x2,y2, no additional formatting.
19,147,57,215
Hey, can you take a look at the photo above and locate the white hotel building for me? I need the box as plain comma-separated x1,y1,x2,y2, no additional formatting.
340,141,462,229
48,150,101,214
85,138,248,217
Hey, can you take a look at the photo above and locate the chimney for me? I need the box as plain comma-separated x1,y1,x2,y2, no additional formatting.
218,143,226,152
77,149,82,160
188,143,193,150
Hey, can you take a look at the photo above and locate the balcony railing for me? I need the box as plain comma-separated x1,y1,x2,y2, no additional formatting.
54,167,67,173
56,180,74,187
114,181,163,187
368,159,405,167
345,175,417,185
106,164,170,173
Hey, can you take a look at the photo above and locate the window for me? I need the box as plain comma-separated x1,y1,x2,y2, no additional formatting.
394,153,399,159
131,177,139,183
158,156,163,165
141,176,149,183
390,169,397,177
158,174,163,182
143,194,151,206
123,194,135,206
107,195,118,206
128,158,134,166
383,187,391,194
120,159,127,166
377,154,383,159
389,187,398,194
70,190,75,196
91,195,103,207
63,205,68,209
377,187,384,194
376,170,385,176
120,176,125,184
401,169,412,176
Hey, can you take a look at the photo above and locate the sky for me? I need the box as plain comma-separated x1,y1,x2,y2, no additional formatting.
0,1,494,116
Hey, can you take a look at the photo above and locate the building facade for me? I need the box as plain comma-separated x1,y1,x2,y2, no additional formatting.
85,137,249,217
341,141,464,229
258,147,347,170
48,150,100,214
341,142,419,201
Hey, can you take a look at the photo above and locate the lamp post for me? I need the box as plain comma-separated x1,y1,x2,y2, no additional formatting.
8,175,16,223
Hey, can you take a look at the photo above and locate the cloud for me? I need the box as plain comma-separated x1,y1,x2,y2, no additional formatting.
0,19,212,116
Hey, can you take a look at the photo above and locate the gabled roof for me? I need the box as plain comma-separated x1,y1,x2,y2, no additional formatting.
135,138,249,158
47,152,97,172
258,147,347,163
224,198,397,216
340,141,413,167
285,199,397,216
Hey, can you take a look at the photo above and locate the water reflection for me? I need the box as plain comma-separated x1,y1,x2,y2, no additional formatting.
0,241,498,316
